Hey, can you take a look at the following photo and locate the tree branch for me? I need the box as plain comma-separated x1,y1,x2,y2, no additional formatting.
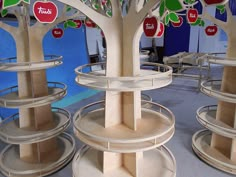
57,0,108,27
201,7,227,31
136,0,160,24
110,0,121,17
0,21,16,35
225,2,233,22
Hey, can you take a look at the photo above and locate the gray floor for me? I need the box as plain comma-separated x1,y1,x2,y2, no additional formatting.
0,65,235,177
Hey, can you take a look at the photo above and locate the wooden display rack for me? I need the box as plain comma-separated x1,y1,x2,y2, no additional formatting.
192,55,236,174
164,52,211,89
0,2,76,176
191,1,236,174
55,0,177,176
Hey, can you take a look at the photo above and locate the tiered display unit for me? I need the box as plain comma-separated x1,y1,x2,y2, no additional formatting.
0,55,75,176
72,62,176,177
192,55,236,174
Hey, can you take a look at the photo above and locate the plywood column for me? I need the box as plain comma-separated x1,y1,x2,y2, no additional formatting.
211,38,236,161
17,27,56,162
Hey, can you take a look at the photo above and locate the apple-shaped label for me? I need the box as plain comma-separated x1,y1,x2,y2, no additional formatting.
85,18,96,28
101,0,107,5
33,1,58,23
156,22,165,38
204,0,228,5
101,30,105,37
172,16,183,27
52,28,64,38
205,25,218,36
143,16,158,37
187,8,198,24
73,19,82,28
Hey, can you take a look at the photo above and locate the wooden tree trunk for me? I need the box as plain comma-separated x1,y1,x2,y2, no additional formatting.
17,27,58,163
99,20,143,177
211,38,236,161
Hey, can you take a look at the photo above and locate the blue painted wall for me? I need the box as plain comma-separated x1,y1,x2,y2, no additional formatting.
0,22,90,117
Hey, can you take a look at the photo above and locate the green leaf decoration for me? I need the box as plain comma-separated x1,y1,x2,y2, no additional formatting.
66,5,72,12
106,10,112,17
169,12,179,23
220,8,225,14
165,0,183,11
64,22,68,29
23,0,29,4
92,3,99,10
200,20,205,27
184,0,196,4
1,9,7,17
67,20,77,28
3,0,20,9
216,5,225,10
190,18,201,26
165,14,170,25
159,0,165,17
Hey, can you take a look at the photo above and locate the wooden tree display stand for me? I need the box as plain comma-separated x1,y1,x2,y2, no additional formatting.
192,55,236,174
0,55,75,176
72,62,176,177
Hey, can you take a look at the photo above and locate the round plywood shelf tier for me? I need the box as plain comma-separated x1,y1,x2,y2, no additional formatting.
0,107,71,144
192,129,236,175
196,105,236,138
206,56,236,66
0,55,62,72
72,145,176,177
0,82,67,108
75,62,172,91
0,133,75,177
73,101,175,153
201,80,236,103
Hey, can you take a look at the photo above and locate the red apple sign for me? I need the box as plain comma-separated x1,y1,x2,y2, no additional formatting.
187,8,198,24
204,0,228,5
172,16,183,27
85,19,96,28
156,22,165,38
73,20,82,28
205,26,218,36
143,16,158,37
33,1,58,23
52,28,64,38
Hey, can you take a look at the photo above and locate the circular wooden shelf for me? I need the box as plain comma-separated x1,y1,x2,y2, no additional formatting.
206,55,236,66
0,133,75,177
75,62,172,91
196,105,236,138
0,82,67,108
201,80,236,103
72,145,176,177
192,129,236,175
0,55,62,72
73,101,175,153
0,107,71,144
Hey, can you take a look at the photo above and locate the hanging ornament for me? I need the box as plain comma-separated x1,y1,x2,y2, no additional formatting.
156,21,165,38
52,27,64,38
205,25,218,36
187,8,198,24
85,18,96,28
143,16,158,38
73,19,83,28
204,0,228,5
33,0,58,23
171,16,183,27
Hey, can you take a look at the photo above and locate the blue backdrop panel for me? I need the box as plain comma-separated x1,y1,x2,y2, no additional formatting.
0,22,89,117
164,16,191,56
